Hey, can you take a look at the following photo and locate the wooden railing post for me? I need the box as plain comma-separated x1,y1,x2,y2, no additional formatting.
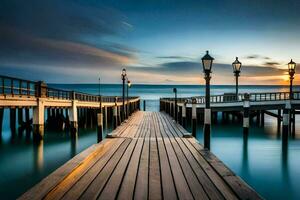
192,98,197,137
113,97,118,129
243,93,250,135
282,101,291,140
35,81,47,98
97,107,103,143
68,100,78,136
33,98,45,140
182,100,187,129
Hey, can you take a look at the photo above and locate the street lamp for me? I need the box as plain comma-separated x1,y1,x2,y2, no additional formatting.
173,88,177,122
97,77,103,142
232,57,242,100
127,80,131,117
288,59,296,99
202,50,214,150
121,68,127,121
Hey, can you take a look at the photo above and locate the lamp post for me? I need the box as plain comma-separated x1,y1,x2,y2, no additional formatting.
127,80,131,117
288,59,296,99
232,57,242,100
173,88,178,122
202,50,214,150
121,69,127,121
97,77,103,142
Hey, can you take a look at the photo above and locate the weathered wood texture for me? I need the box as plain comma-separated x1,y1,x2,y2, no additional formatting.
19,111,262,200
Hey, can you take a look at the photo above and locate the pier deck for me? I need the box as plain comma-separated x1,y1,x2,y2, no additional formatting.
20,111,261,200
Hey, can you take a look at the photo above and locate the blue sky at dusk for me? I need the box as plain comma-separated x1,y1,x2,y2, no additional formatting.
0,0,299,84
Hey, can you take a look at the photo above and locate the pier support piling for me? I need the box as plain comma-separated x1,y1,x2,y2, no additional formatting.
18,108,23,127
182,102,187,128
105,106,108,130
260,111,265,127
10,108,16,134
68,100,78,136
33,99,45,140
243,94,250,135
118,106,121,124
0,108,3,139
282,101,291,141
97,109,103,143
277,109,281,132
192,99,197,137
113,105,118,129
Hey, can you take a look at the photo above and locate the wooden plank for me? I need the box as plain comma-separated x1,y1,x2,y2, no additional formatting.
154,113,194,200
160,113,235,200
134,113,150,199
116,138,144,200
158,113,209,200
152,113,178,200
187,130,262,200
78,139,132,200
112,111,142,137
20,111,262,200
100,114,148,199
59,139,129,200
44,138,124,200
98,138,138,199
148,114,162,200
117,112,141,137
19,143,101,200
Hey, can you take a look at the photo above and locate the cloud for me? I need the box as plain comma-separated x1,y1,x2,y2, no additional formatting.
0,0,138,81
156,56,193,60
0,0,123,41
245,54,271,60
0,27,135,69
246,55,260,59
264,61,281,66
129,61,286,78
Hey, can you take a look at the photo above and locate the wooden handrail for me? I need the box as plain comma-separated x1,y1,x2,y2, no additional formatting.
0,75,140,103
161,91,300,104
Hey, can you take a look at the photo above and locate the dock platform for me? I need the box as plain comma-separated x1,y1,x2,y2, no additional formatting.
19,111,262,200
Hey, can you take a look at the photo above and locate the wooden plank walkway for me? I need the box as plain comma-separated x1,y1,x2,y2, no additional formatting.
19,111,262,200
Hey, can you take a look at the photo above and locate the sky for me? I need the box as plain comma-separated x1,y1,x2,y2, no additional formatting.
0,0,300,85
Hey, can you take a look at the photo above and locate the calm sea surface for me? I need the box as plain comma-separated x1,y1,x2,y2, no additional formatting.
1,84,300,199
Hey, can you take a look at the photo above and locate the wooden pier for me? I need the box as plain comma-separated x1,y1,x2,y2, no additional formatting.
160,92,300,139
0,75,140,141
20,111,261,200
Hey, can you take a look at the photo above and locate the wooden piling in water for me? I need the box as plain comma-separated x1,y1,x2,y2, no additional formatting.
18,108,23,127
182,102,187,128
191,99,197,137
277,109,281,132
0,108,3,139
282,101,291,141
104,106,108,130
260,110,265,127
243,94,250,135
118,106,121,124
113,98,118,129
97,108,103,143
10,108,16,136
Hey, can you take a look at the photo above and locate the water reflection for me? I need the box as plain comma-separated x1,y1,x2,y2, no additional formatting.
33,140,44,173
70,134,78,157
241,133,249,178
197,114,300,199
281,138,290,188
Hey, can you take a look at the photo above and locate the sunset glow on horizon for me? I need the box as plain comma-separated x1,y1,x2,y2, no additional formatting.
0,0,299,85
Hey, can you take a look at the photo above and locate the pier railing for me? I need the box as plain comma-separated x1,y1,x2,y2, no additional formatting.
161,91,300,104
0,75,138,103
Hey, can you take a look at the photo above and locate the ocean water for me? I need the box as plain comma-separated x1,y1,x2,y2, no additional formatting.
0,84,300,199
